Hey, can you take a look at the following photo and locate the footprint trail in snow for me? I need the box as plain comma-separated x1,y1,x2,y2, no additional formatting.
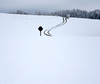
44,17,67,36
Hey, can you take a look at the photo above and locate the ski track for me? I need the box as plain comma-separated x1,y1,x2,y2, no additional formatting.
44,17,67,36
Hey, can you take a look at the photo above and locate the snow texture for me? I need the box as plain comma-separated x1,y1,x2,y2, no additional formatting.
0,13,100,84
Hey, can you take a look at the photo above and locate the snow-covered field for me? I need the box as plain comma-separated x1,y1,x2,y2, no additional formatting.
0,13,100,84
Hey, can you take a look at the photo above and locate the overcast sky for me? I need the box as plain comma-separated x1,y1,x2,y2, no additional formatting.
0,0,100,12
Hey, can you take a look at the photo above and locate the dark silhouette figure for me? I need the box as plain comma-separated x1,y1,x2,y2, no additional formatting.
38,26,43,36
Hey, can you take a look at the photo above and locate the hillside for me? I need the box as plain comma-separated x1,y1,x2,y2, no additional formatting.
0,13,100,84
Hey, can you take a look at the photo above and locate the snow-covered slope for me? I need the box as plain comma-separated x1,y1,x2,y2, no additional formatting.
0,13,100,84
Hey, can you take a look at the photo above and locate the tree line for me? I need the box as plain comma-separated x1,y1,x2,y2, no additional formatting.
51,9,100,19
10,9,100,20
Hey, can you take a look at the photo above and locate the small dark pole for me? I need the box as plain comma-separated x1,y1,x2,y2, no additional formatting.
38,26,43,36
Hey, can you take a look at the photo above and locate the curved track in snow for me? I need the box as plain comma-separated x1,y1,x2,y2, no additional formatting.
44,17,67,36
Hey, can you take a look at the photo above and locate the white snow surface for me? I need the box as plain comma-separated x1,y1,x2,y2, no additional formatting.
0,13,100,84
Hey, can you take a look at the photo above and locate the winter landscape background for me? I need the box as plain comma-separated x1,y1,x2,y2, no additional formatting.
0,13,100,84
0,0,100,84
